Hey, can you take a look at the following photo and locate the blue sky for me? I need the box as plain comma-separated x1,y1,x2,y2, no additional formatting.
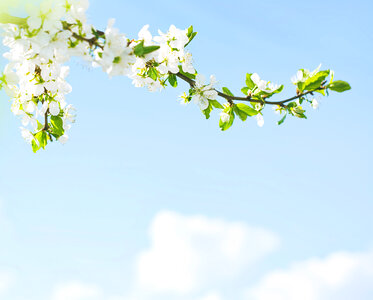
0,0,373,299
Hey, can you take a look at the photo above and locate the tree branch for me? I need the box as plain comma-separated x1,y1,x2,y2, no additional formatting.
71,32,104,50
175,72,325,107
2,12,324,110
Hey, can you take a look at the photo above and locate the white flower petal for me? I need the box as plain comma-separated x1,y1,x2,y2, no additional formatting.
251,73,260,85
49,101,60,116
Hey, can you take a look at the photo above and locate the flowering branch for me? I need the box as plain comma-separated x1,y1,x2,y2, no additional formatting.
176,72,326,106
0,1,351,152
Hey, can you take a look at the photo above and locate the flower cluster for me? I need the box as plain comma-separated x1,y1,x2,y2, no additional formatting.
192,74,218,110
0,0,351,152
0,0,92,150
128,24,196,91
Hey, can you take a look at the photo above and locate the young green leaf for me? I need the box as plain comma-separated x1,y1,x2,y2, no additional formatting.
233,105,247,121
202,102,213,119
210,100,224,109
148,67,158,81
31,139,40,153
222,87,234,97
51,116,64,136
134,40,160,57
34,131,48,150
219,112,235,131
187,25,193,37
113,56,121,64
245,73,255,90
327,80,351,92
168,74,178,87
142,45,160,55
133,41,145,56
291,106,307,119
241,87,249,95
185,26,197,47
235,103,259,116
304,70,329,91
278,113,287,125
178,66,196,79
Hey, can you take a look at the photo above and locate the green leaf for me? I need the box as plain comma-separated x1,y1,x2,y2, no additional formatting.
327,80,351,92
134,41,160,57
142,45,161,55
278,113,287,125
178,66,196,80
304,70,329,91
219,112,235,131
233,105,247,121
36,120,43,131
210,100,224,109
148,67,158,81
202,102,213,119
185,26,197,47
241,87,249,95
245,73,255,90
274,85,284,94
260,84,284,99
235,103,259,116
168,74,178,87
291,106,307,119
330,70,335,83
51,116,64,137
297,81,305,92
113,56,121,64
34,131,48,150
222,87,234,97
31,139,40,153
287,102,297,109
315,89,326,96
187,26,193,37
133,41,145,56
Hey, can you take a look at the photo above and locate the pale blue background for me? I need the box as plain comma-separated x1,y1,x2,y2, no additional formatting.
0,0,372,299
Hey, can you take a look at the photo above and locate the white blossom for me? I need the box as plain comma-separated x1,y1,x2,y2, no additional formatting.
252,73,279,93
311,98,319,109
192,74,218,110
20,127,35,144
220,111,230,123
291,70,304,84
256,114,264,127
58,134,69,144
0,0,233,150
49,101,60,116
138,25,153,45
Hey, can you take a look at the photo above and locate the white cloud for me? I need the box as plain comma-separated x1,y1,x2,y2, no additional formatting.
46,211,373,300
246,251,373,300
135,211,279,295
52,282,103,300
193,291,223,300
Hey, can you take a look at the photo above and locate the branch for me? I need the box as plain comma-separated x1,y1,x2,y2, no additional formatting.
1,13,323,109
71,32,104,50
175,72,325,107
43,109,49,131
